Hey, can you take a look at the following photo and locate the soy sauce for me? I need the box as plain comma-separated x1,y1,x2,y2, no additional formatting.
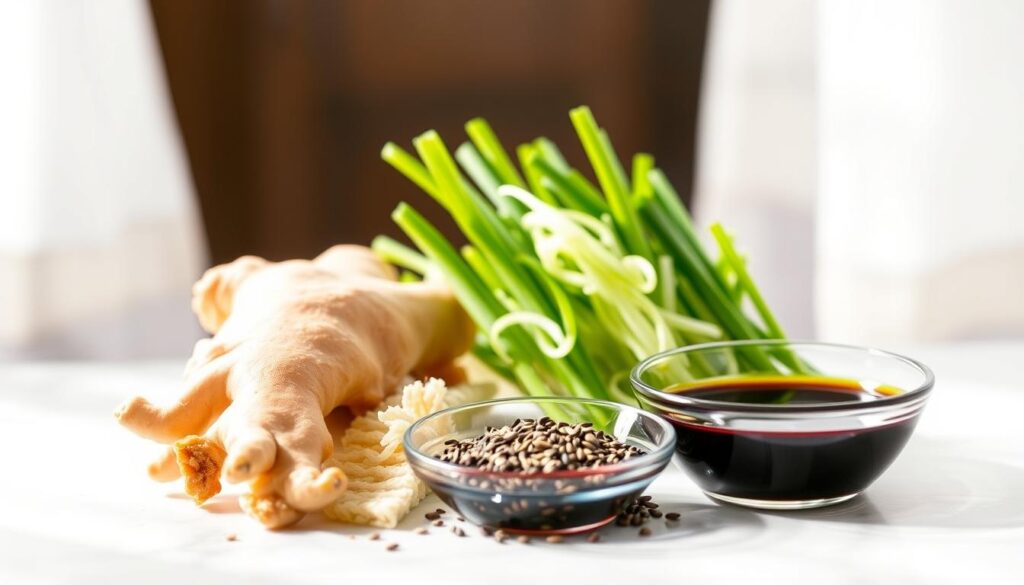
664,377,918,502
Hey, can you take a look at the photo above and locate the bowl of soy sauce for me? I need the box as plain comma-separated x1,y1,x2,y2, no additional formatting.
630,341,934,510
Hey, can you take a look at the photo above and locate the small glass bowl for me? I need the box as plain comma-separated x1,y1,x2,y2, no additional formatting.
403,397,675,535
631,340,934,510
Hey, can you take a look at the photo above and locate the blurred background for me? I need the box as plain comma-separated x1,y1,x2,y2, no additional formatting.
1,0,1021,360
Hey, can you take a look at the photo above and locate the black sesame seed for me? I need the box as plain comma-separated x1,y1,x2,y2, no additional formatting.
434,419,646,473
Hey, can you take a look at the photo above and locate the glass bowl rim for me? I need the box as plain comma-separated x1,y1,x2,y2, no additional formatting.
403,396,676,482
630,339,935,413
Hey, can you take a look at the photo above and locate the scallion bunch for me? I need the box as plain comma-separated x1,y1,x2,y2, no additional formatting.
373,106,790,405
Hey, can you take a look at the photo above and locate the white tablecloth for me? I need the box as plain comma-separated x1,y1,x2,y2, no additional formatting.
1,342,1021,584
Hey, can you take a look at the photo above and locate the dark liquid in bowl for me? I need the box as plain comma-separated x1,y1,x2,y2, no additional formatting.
664,377,918,502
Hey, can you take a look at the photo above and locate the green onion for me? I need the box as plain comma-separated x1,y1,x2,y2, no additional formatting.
380,107,794,404
569,107,651,259
371,235,431,275
710,223,785,339
465,118,527,189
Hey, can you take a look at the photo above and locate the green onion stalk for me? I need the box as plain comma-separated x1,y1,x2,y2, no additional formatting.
372,106,794,408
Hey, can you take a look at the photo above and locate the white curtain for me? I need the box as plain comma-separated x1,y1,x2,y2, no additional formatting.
0,0,206,360
694,0,818,339
696,0,1024,345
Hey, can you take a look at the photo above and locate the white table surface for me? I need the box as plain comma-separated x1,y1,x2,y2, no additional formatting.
1,342,1022,584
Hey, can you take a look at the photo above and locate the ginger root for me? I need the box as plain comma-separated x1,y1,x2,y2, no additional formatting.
115,245,474,528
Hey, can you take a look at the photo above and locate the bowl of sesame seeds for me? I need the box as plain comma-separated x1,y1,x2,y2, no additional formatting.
403,397,676,535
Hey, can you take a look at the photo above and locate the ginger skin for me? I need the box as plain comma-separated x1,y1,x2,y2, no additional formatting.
115,245,474,528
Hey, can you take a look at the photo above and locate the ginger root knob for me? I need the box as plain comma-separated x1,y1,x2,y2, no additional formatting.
174,435,227,505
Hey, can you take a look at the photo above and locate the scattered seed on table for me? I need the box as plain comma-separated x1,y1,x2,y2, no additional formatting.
494,529,509,543
436,508,447,515
616,495,662,527
368,532,381,541
225,533,237,542
433,519,444,527
517,535,531,544
665,512,681,521
425,512,440,521
415,527,429,535
386,543,399,551
452,527,466,537
481,526,494,537
457,516,466,522
639,527,652,537
587,533,601,543
545,535,564,544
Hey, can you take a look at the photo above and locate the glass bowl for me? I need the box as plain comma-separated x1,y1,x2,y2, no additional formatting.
630,340,933,510
403,397,675,535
